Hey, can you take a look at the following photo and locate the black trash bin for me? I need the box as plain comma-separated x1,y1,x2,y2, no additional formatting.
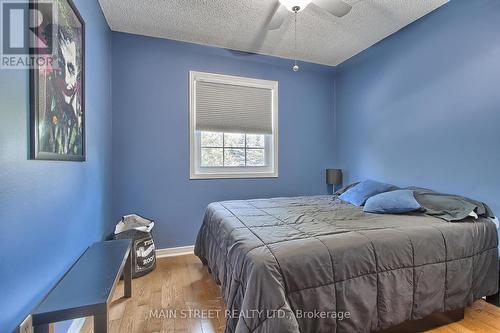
114,214,156,278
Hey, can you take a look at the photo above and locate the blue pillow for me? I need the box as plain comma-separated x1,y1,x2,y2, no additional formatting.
364,190,421,214
339,179,397,206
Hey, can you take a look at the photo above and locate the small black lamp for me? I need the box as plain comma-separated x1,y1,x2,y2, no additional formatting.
326,169,343,187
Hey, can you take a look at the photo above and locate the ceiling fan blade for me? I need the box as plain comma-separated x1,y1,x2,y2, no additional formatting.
312,0,352,17
268,4,288,30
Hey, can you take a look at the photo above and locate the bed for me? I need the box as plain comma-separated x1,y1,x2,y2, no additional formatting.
194,194,499,333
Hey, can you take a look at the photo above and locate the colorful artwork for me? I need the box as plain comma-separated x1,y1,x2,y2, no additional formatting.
31,0,85,161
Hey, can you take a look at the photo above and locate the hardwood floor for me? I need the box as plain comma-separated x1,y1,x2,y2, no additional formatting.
80,255,500,333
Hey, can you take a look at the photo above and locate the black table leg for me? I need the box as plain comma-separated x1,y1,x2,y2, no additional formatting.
34,324,50,333
94,312,108,333
124,251,132,298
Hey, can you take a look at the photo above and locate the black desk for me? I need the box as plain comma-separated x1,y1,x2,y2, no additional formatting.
32,240,132,333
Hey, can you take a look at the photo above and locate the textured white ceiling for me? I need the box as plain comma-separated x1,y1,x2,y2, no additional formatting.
98,0,449,67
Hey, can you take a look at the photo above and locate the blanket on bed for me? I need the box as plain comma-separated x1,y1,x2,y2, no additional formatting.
194,196,498,333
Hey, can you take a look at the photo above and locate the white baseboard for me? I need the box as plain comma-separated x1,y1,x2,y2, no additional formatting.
67,317,86,333
156,245,195,258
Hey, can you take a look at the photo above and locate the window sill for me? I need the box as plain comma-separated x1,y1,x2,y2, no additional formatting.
190,171,279,180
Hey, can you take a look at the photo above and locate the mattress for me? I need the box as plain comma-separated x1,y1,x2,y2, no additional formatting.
194,195,499,333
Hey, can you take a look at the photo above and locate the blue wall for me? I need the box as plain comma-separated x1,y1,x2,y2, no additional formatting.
111,33,336,248
0,0,112,331
335,0,500,216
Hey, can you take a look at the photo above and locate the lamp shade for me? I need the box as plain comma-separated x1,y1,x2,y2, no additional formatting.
326,169,343,185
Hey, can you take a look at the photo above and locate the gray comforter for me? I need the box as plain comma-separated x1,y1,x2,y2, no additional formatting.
194,196,498,333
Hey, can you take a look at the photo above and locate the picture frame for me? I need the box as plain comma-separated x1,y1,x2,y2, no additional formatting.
30,0,85,161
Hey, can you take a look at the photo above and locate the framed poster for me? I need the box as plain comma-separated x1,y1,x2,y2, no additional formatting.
30,0,85,161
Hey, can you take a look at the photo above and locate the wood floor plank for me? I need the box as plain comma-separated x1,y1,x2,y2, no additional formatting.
79,254,499,333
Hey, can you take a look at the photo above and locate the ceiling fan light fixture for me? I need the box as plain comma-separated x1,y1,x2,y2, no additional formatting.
279,0,311,12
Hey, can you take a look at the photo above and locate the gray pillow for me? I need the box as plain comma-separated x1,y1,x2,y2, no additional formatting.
409,187,494,221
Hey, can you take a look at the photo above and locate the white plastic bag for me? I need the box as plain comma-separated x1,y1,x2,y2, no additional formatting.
114,214,155,234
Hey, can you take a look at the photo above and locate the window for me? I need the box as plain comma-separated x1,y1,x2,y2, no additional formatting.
190,71,278,179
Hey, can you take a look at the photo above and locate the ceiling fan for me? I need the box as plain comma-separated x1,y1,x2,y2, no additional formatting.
268,0,353,72
268,0,353,30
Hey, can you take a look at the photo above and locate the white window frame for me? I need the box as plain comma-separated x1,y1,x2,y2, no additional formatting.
189,71,279,179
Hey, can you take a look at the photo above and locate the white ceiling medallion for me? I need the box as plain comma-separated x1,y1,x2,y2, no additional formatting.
278,0,312,12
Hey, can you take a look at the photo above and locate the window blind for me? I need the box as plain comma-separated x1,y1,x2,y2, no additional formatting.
195,80,273,134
